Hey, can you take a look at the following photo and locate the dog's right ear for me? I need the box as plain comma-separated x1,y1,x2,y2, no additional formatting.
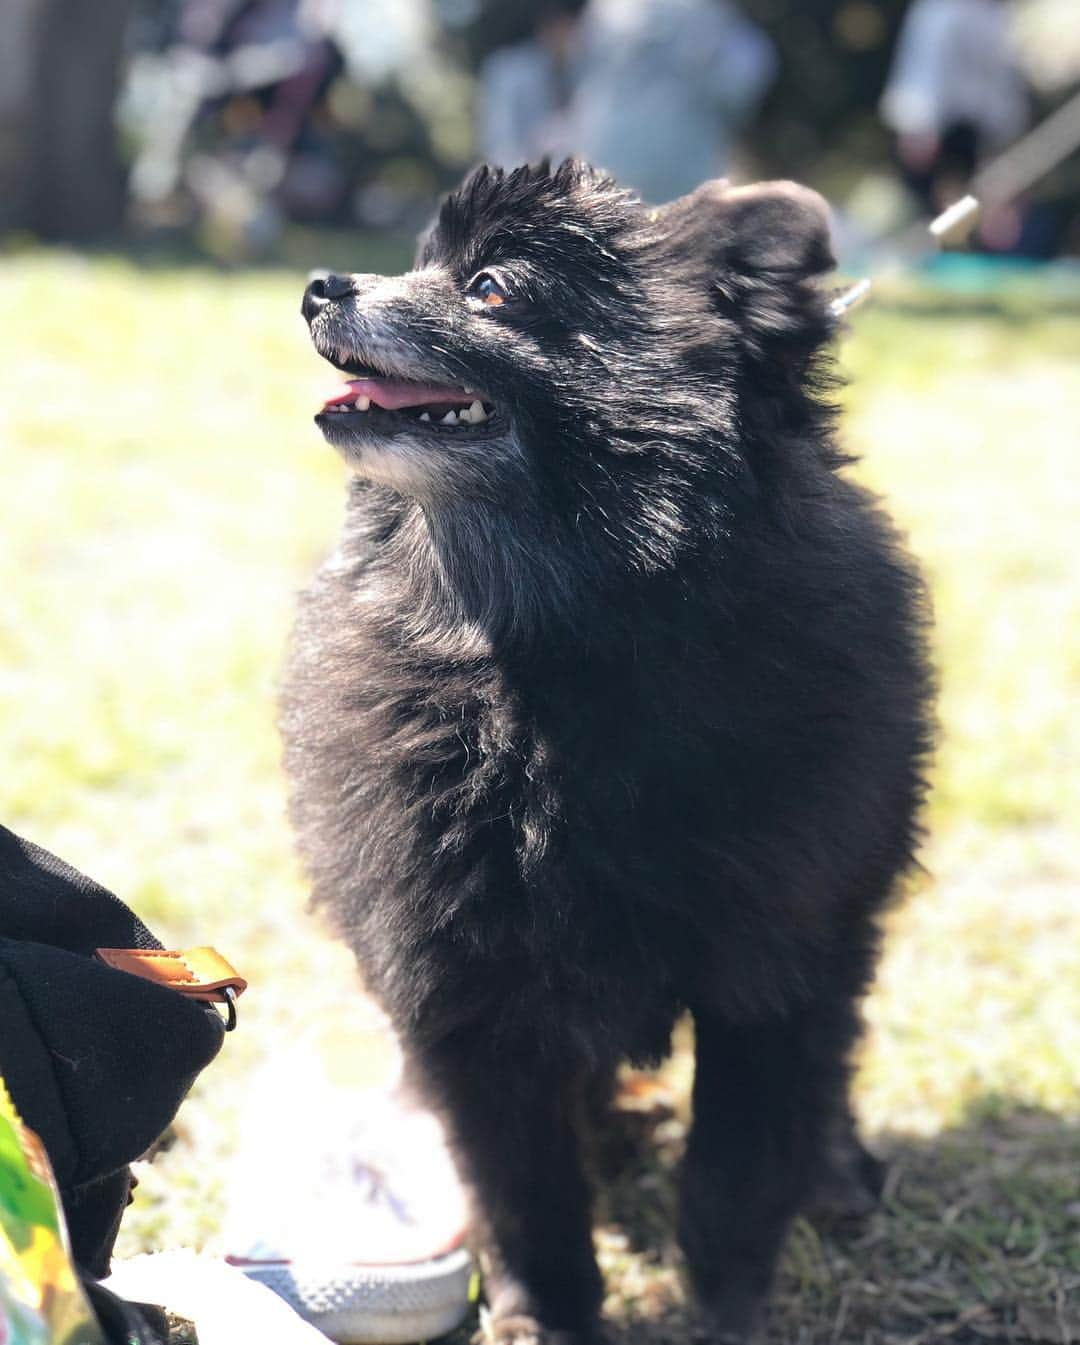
654,177,834,278
651,178,835,363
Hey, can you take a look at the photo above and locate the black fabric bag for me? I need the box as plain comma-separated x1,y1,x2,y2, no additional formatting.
0,824,227,1339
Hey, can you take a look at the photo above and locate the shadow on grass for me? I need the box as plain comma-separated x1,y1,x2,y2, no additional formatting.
443,1103,1079,1345
765,1105,1079,1345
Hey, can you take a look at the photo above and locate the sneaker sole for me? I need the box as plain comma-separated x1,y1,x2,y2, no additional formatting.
237,1248,473,1344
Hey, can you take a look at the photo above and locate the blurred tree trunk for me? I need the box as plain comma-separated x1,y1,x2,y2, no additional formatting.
0,0,42,233
0,0,136,241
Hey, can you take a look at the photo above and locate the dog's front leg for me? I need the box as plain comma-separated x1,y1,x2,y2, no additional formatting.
679,1000,855,1343
413,1035,603,1345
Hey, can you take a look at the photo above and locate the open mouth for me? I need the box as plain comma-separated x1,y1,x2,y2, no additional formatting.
316,359,498,434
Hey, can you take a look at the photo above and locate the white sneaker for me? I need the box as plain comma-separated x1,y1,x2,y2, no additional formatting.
232,1250,473,1345
223,1012,473,1343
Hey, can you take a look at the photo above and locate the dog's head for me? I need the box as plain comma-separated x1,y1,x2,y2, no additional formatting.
303,160,835,574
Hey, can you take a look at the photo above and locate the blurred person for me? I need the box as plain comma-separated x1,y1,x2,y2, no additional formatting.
178,0,341,163
880,0,1029,215
571,0,777,203
475,0,587,167
129,0,347,245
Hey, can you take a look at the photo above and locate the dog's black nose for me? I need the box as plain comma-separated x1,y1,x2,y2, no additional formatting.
302,271,357,323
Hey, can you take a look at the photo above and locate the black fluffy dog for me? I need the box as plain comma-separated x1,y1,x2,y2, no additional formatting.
282,161,932,1344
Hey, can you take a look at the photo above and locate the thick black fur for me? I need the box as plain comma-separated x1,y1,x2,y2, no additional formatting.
282,161,933,1344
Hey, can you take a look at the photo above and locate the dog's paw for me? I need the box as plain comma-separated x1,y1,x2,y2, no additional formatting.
472,1315,540,1345
805,1143,886,1222
699,1316,760,1345
804,1166,880,1220
698,1287,765,1345
473,1312,597,1345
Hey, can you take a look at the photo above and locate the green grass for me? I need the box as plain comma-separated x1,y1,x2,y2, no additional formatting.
1,248,1078,1343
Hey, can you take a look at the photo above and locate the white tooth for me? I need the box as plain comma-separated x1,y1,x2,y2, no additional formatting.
468,400,487,423
355,395,370,410
440,410,458,425
419,412,431,422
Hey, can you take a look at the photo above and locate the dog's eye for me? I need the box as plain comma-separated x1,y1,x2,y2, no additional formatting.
469,273,508,307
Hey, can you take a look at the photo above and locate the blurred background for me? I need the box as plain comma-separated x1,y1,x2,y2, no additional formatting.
1,2,1079,1343
1,0,1078,260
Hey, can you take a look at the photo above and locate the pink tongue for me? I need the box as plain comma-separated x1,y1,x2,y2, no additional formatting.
322,379,475,413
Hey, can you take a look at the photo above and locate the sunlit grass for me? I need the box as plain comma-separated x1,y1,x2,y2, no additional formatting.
838,301,1080,1141
1,251,1077,1341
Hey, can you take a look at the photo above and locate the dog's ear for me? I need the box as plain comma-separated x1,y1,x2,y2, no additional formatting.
652,179,835,368
655,178,834,278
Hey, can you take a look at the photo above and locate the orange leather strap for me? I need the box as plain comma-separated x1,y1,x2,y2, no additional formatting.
94,946,248,1004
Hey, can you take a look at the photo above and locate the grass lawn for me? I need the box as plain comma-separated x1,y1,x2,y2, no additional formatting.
1,246,1077,1343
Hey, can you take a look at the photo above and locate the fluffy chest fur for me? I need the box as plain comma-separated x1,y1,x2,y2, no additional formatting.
283,475,925,1061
